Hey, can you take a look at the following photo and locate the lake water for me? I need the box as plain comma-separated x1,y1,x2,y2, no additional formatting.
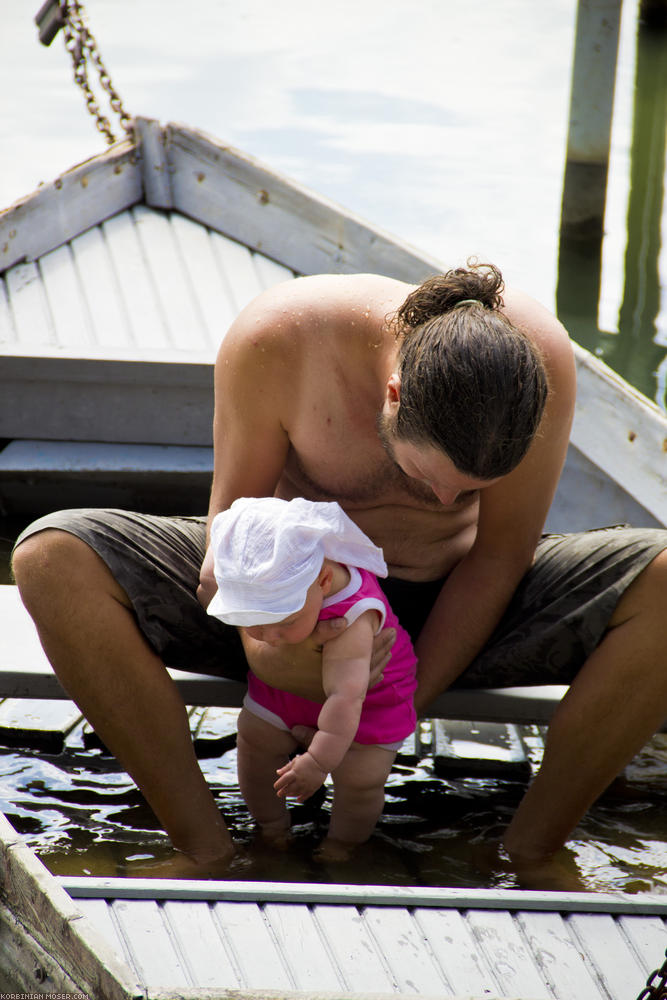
1,0,666,892
1,0,665,406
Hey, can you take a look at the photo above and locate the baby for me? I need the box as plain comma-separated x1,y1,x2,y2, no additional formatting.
207,496,417,860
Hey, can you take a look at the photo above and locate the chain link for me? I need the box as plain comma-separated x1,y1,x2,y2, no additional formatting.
637,948,667,1000
60,0,133,144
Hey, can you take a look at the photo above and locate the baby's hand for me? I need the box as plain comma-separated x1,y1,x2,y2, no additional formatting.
274,752,327,802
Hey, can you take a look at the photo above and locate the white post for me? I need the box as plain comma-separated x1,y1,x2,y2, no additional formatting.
560,0,624,238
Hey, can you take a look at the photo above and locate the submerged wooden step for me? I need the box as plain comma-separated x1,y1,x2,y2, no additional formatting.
0,698,82,753
432,720,533,780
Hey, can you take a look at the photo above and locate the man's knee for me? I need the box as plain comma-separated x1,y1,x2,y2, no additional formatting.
609,547,667,627
12,529,120,612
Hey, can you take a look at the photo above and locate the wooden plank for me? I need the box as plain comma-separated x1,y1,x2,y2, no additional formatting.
0,812,143,999
547,442,663,532
45,876,667,916
617,913,667,972
39,242,94,349
515,911,606,999
465,908,551,998
161,899,240,988
0,272,16,346
210,900,294,990
75,896,138,974
254,252,296,289
210,231,267,313
362,906,449,994
132,205,210,351
568,912,647,998
0,697,81,752
109,898,192,989
263,902,343,991
137,115,173,210
0,898,88,994
101,210,172,350
571,343,667,526
0,139,141,272
4,261,55,347
169,212,239,341
70,222,137,349
0,354,215,444
191,706,238,758
310,904,395,993
432,720,532,779
166,122,440,284
412,907,496,995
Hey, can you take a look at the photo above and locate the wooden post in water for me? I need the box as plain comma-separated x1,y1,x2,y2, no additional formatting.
556,0,624,342
560,0,623,239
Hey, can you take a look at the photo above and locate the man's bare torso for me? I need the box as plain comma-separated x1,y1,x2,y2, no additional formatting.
264,274,480,581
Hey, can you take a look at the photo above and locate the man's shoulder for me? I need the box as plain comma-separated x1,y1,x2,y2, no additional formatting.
222,273,411,353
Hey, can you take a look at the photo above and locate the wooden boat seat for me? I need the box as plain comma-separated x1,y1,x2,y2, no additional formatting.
0,583,567,724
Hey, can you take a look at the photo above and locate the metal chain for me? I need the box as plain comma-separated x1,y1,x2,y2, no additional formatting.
637,948,667,1000
60,0,133,144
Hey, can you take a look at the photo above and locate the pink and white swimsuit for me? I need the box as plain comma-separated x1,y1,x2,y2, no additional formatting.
243,566,417,748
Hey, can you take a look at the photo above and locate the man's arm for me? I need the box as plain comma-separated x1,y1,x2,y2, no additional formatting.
415,301,577,712
274,613,376,801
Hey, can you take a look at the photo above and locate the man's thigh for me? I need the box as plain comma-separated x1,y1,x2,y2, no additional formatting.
15,508,247,680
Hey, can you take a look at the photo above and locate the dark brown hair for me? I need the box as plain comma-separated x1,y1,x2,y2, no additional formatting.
392,261,548,478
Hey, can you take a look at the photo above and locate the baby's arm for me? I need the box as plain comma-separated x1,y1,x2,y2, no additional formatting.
274,611,378,802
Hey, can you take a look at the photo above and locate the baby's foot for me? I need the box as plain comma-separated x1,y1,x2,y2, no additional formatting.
314,837,355,863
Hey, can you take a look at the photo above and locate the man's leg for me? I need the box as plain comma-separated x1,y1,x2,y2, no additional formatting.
236,708,295,841
504,549,667,862
12,529,234,868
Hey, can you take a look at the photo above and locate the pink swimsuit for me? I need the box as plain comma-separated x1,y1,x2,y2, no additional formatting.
244,567,417,746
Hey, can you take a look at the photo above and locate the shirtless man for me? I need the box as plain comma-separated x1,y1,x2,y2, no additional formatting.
11,263,667,877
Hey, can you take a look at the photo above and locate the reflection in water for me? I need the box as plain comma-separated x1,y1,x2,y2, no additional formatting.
3,724,667,894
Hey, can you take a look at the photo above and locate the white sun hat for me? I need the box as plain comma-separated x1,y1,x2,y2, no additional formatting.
207,496,387,626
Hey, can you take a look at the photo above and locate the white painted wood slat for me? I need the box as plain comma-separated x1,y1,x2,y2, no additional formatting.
413,907,496,995
76,897,138,978
263,902,343,992
5,261,55,346
618,914,667,974
70,225,134,349
101,211,170,350
161,899,241,988
515,911,606,1000
466,909,551,998
311,904,396,994
169,213,238,344
39,243,93,349
362,906,450,994
568,912,649,998
211,232,266,314
132,205,209,351
254,253,295,289
211,900,295,990
109,898,193,989
0,275,15,345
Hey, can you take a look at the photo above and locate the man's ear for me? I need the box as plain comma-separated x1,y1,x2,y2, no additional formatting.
386,373,401,411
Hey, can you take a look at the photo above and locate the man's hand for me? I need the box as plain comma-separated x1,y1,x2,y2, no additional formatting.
274,751,327,802
197,544,217,610
241,623,396,703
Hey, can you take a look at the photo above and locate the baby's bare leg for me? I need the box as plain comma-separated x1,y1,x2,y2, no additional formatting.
236,708,297,841
323,744,396,858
